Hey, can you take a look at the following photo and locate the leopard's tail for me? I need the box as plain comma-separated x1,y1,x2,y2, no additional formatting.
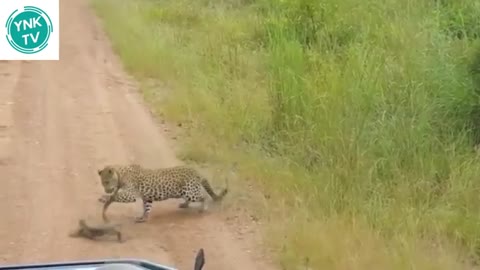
201,178,228,201
200,162,236,201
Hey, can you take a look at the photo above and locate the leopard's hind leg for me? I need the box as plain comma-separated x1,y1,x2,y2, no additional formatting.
179,183,207,213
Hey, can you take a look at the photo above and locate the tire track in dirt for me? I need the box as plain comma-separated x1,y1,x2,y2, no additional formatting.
0,1,277,270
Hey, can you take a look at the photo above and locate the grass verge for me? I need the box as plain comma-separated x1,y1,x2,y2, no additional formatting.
91,0,480,269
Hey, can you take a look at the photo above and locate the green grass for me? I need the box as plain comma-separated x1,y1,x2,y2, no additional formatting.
92,0,480,268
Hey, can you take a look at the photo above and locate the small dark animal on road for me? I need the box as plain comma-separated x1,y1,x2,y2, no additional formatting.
69,219,123,243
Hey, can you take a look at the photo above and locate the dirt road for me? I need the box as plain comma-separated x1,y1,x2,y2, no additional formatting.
0,1,274,269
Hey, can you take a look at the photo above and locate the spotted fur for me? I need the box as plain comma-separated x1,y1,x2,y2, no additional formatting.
98,164,228,223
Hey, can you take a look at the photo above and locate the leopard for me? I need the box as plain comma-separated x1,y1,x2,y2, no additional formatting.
97,164,228,223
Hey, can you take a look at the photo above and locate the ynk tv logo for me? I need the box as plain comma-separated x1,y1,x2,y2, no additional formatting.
6,6,53,54
1,0,59,60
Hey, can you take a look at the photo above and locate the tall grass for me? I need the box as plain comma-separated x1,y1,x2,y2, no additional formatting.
92,0,480,268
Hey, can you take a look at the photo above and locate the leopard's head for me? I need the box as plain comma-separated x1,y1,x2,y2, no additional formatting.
98,165,120,194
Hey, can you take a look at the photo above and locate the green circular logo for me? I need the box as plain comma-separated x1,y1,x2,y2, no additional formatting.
5,6,53,54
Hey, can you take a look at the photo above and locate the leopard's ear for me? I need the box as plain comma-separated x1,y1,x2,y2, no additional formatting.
97,169,102,175
108,169,113,174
